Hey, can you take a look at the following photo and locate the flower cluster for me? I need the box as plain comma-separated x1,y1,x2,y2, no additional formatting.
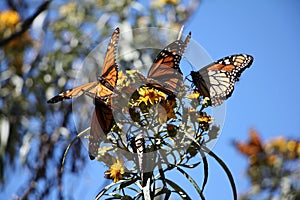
266,137,300,160
90,69,219,199
137,86,166,107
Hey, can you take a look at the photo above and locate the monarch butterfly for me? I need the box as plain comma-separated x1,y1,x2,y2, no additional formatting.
47,27,120,103
190,54,253,106
137,32,191,96
47,28,120,160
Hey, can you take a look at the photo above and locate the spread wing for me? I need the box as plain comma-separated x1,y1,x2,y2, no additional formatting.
146,32,191,95
47,81,98,103
191,54,253,106
99,27,120,89
47,27,120,103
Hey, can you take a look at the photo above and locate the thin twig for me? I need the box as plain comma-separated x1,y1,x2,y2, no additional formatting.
60,127,90,173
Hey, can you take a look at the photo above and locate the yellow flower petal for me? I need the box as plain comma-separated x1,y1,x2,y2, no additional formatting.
188,91,200,99
198,116,214,123
106,159,125,183
0,10,20,29
137,87,166,106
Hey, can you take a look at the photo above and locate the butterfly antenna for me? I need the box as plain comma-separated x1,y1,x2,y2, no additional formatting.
181,31,191,57
177,25,184,40
184,32,191,48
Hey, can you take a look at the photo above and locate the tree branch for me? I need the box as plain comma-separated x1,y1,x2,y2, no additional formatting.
0,0,51,47
5,0,18,11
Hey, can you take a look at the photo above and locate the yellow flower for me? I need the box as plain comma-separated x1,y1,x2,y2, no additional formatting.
0,10,31,74
117,71,127,84
126,70,144,82
198,116,214,123
187,91,200,99
297,143,300,156
287,140,297,152
198,114,214,131
286,140,298,159
105,159,125,183
0,10,20,30
137,87,166,106
116,71,133,91
268,137,287,153
125,70,138,76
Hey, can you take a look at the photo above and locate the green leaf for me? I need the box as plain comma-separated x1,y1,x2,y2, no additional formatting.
154,187,171,200
177,161,201,169
199,148,208,200
164,178,192,200
94,180,129,200
118,178,138,191
202,146,237,200
176,167,203,199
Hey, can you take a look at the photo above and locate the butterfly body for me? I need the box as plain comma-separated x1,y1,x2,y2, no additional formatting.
191,54,253,106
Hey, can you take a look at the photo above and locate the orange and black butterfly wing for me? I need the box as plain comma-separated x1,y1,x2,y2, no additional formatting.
47,81,99,103
147,32,191,95
97,27,119,91
89,98,114,160
88,28,120,159
191,54,253,106
47,28,120,103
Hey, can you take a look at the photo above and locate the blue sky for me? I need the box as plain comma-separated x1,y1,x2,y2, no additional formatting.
186,0,300,199
2,0,300,199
